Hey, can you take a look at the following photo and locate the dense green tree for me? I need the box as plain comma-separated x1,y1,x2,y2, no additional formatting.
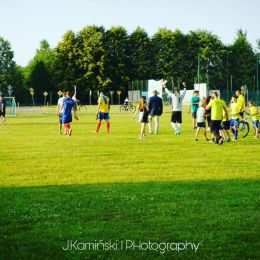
26,60,51,104
53,31,81,93
228,29,256,91
10,26,259,104
186,30,225,90
0,37,16,93
103,26,130,93
23,39,56,104
129,27,154,80
77,25,109,98
0,36,25,99
151,28,188,87
256,39,260,91
36,40,56,83
11,65,27,103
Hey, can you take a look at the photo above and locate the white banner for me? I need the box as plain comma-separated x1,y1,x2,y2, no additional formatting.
194,83,207,100
148,80,162,98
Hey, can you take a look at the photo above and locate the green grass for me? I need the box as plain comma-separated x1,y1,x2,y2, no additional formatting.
0,105,260,260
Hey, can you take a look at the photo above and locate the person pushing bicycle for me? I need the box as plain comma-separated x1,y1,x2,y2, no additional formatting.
124,97,129,111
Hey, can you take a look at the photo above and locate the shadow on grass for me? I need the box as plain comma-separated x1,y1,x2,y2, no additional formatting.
0,179,259,260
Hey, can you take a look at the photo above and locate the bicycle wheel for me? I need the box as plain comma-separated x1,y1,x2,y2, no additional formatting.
130,105,136,112
79,105,87,112
238,121,249,138
120,105,126,111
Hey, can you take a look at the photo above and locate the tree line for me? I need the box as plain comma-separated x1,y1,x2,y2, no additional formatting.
0,26,259,104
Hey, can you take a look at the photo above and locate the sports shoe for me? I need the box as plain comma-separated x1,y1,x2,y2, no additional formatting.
93,130,98,133
254,136,259,139
68,129,72,136
218,137,224,145
194,138,198,141
58,131,62,134
232,138,237,141
226,138,231,142
193,126,197,129
142,134,147,138
177,130,180,135
204,138,210,141
174,130,178,135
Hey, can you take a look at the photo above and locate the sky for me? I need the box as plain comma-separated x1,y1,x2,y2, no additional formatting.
1,0,260,67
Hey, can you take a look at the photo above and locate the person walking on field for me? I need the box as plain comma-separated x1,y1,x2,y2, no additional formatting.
206,92,228,145
236,89,246,119
59,91,77,137
161,81,187,135
0,95,6,125
94,92,110,133
229,95,240,141
248,100,259,139
147,90,163,134
72,93,79,111
190,90,200,129
57,92,66,134
204,95,212,130
220,109,231,142
132,96,149,139
194,101,209,141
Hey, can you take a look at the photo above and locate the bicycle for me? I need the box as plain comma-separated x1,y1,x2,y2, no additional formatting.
120,102,136,112
237,111,260,138
78,103,87,112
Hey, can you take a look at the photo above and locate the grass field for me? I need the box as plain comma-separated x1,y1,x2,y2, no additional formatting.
0,105,260,260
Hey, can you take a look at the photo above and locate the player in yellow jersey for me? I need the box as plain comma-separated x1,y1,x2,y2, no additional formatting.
206,92,228,145
220,109,231,142
230,95,240,141
236,90,246,119
94,92,110,133
248,100,259,138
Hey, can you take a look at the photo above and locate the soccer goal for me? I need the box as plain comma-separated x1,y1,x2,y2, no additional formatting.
5,97,16,116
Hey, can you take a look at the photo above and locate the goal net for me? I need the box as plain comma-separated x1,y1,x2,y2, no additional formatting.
5,97,16,116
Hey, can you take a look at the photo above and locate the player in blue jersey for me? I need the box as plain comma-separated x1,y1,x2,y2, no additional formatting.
59,91,77,136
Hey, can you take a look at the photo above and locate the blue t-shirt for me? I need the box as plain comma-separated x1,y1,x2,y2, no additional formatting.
63,98,75,114
190,96,200,112
62,98,75,124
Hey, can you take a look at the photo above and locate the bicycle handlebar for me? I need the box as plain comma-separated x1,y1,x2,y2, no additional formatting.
242,111,250,116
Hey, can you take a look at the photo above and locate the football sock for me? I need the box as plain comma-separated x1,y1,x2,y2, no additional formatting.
235,130,238,139
171,122,177,130
106,122,110,133
96,122,101,132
